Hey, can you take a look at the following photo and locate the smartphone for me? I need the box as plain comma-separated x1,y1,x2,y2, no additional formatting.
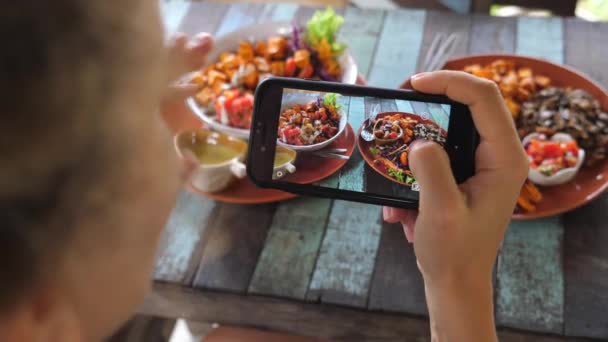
247,77,478,209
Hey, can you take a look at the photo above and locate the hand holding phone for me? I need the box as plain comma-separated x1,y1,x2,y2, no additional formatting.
385,71,529,341
248,77,478,208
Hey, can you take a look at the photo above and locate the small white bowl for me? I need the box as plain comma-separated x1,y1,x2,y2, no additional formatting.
174,129,247,193
187,21,358,140
277,92,348,152
523,132,585,187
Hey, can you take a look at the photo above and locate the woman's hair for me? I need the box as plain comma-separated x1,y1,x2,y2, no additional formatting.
0,1,140,311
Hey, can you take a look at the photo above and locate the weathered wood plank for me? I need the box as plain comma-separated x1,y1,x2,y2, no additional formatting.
516,17,564,64
427,102,450,131
338,96,365,192
416,10,471,72
368,9,426,87
248,198,331,300
496,16,565,335
306,201,382,307
142,283,589,342
192,204,276,292
339,7,385,78
369,222,427,315
563,194,608,339
563,18,608,341
497,217,565,334
564,18,608,86
395,99,414,113
154,192,217,284
468,15,516,54
215,3,266,37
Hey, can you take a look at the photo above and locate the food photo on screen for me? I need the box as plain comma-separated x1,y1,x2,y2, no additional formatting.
272,88,451,200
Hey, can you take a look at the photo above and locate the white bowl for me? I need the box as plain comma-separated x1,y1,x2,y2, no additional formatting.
186,21,358,140
523,132,585,187
277,92,348,152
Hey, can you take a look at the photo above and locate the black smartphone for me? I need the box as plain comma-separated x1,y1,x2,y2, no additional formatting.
247,77,478,209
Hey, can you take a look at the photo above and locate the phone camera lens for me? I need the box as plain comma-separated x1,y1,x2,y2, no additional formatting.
261,146,267,152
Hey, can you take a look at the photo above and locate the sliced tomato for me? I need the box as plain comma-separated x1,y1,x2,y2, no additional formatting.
285,58,296,77
542,142,562,158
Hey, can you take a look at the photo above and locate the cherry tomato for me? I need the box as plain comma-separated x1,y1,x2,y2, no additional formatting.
285,58,296,77
389,132,398,139
542,142,562,158
298,64,314,78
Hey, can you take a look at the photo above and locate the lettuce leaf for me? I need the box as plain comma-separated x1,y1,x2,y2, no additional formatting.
306,8,346,53
323,93,341,110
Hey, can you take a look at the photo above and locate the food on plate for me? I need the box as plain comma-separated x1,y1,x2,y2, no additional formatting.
519,87,608,166
464,60,551,119
525,134,580,176
517,180,543,212
279,93,342,146
367,113,447,185
191,8,348,130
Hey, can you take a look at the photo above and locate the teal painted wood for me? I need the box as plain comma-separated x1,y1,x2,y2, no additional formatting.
159,0,191,37
516,17,564,64
439,0,471,14
339,7,385,78
440,104,451,115
259,3,299,22
427,103,450,131
154,1,228,285
248,197,332,299
338,96,365,192
154,191,217,283
368,9,426,88
496,15,565,335
497,217,564,334
306,200,383,307
215,3,266,37
417,11,471,71
469,15,516,54
395,99,414,113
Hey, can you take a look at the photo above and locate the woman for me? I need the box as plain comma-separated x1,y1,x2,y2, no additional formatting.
0,1,527,341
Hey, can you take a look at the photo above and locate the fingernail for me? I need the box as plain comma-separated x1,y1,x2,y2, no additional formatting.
382,206,394,220
411,72,429,81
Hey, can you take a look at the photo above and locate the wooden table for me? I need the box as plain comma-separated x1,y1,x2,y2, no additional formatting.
145,1,608,340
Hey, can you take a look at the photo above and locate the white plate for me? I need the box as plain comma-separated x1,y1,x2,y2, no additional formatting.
186,21,358,140
277,92,348,152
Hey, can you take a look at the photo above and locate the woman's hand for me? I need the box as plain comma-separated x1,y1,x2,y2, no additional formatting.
164,32,213,102
384,71,529,341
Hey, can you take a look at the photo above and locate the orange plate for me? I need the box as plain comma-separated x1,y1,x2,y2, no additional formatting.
162,75,367,204
190,123,356,203
357,112,446,186
438,54,608,220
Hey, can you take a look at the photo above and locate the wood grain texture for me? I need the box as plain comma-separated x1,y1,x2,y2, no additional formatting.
563,196,608,339
564,18,608,86
339,7,385,78
468,15,516,54
563,20,608,339
338,96,366,192
417,10,471,72
193,204,276,292
248,197,331,300
497,217,565,334
516,17,564,64
142,283,591,342
368,9,426,88
368,222,427,315
155,191,217,284
496,15,566,335
306,201,382,307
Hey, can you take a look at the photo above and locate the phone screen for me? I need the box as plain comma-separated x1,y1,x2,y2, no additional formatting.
272,88,451,201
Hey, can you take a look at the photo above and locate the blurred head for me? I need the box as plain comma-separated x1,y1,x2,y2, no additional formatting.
0,1,180,340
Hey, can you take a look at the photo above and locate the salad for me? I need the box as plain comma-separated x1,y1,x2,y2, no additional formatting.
279,93,342,146
526,135,580,176
191,8,348,130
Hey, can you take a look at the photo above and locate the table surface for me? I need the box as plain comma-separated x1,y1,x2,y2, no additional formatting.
145,1,608,341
